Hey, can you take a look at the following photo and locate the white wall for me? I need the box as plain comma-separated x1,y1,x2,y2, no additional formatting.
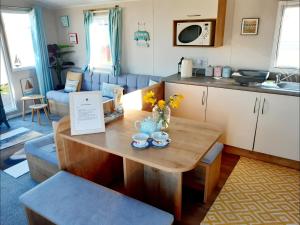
54,0,278,76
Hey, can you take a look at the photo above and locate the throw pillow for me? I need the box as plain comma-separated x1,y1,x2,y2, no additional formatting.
66,71,83,91
64,79,79,93
148,79,158,86
102,83,122,98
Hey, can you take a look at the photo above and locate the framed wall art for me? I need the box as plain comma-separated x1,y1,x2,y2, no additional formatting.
60,15,69,27
69,33,78,44
20,77,34,96
241,18,259,35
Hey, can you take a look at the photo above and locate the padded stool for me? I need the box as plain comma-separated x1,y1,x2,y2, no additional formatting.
24,133,59,182
184,143,223,203
20,171,174,225
29,104,50,125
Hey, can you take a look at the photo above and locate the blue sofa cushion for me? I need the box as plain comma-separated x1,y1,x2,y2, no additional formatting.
201,142,224,164
102,83,123,98
24,133,58,165
20,171,174,225
47,90,112,104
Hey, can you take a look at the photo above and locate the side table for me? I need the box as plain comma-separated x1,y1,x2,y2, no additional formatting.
21,95,45,120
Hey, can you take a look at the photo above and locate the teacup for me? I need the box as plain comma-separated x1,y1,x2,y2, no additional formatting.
132,133,149,146
151,132,169,145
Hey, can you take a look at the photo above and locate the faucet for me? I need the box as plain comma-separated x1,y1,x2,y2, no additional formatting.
275,73,295,84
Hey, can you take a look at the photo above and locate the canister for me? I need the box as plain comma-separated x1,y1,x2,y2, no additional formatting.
205,65,213,77
213,66,222,77
222,66,232,78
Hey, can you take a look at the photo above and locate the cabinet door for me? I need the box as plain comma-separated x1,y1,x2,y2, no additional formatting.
165,82,207,122
254,94,300,161
206,87,259,150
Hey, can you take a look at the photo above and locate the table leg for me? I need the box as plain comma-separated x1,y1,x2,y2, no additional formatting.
144,167,182,220
31,109,34,122
22,100,25,120
123,158,182,221
123,158,144,200
43,107,51,124
37,109,41,125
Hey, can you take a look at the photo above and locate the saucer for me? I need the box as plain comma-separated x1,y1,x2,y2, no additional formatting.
151,139,170,148
131,141,150,149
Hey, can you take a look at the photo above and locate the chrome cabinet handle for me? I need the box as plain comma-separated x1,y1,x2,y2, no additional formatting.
253,97,258,114
202,91,206,105
261,98,266,115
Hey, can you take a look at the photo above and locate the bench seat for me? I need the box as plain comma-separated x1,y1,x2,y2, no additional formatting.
20,171,174,225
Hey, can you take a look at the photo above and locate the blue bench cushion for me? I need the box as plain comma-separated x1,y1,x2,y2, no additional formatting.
20,171,174,225
47,90,112,105
24,133,58,165
201,143,224,164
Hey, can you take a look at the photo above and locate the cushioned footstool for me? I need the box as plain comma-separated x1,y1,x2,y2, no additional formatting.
24,133,59,183
20,171,174,225
184,143,224,203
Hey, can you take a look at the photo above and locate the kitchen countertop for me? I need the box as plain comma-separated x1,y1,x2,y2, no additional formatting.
163,74,300,97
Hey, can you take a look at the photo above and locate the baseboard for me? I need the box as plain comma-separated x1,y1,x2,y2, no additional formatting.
7,110,31,120
223,145,300,171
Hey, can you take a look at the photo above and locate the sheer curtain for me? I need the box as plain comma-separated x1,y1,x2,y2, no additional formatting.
30,6,53,96
109,7,122,76
84,11,93,72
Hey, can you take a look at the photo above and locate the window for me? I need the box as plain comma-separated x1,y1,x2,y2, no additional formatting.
271,1,299,70
89,12,112,70
1,11,35,69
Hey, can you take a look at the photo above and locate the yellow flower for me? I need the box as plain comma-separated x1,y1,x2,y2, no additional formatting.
158,100,166,110
143,91,157,106
169,94,184,109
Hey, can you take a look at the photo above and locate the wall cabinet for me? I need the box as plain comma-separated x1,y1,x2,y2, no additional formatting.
254,94,300,161
206,87,259,150
206,87,300,161
165,82,207,122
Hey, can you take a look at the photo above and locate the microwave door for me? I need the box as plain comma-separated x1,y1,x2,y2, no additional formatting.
177,24,202,45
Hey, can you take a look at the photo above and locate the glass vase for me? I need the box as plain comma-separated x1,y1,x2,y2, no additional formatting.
152,105,171,130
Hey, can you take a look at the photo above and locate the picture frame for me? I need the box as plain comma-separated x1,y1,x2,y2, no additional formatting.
60,15,69,27
20,77,34,96
69,33,78,44
241,18,259,35
69,91,105,136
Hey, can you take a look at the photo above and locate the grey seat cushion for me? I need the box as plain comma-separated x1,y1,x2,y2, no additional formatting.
20,171,174,225
201,143,224,164
24,133,58,165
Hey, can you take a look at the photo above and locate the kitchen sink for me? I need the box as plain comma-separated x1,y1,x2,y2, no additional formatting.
261,81,300,93
277,82,300,92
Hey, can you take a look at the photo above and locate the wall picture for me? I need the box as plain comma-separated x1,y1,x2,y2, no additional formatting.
60,15,69,27
241,18,259,35
69,33,78,44
20,77,34,96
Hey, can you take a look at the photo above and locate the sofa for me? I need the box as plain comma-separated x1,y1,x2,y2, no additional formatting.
47,69,162,116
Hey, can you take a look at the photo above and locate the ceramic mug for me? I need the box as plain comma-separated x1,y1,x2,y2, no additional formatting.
132,133,149,146
151,131,169,145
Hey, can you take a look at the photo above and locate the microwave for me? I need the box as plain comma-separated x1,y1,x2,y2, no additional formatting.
175,21,214,46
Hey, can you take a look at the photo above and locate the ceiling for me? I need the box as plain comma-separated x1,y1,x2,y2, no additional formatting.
32,0,132,9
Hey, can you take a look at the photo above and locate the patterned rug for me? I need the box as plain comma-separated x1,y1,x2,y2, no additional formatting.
201,157,300,225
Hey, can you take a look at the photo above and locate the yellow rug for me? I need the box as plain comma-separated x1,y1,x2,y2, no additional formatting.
201,157,300,225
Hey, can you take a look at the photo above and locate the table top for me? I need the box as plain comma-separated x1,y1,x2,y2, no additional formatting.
59,110,222,173
21,95,44,101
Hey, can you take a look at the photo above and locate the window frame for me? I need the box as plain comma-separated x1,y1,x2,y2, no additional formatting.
269,0,300,73
0,9,36,72
89,11,112,73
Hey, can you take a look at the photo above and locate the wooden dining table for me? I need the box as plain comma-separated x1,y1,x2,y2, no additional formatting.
55,110,222,220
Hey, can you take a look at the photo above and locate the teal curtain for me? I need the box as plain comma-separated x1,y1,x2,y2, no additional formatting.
30,6,54,96
84,11,93,71
109,7,122,76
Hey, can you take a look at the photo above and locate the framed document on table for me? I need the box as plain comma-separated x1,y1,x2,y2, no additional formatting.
69,91,105,135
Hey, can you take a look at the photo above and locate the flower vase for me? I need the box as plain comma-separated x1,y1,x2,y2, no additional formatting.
152,105,171,130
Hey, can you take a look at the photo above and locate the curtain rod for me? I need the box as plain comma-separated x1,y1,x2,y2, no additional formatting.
83,5,119,13
0,5,32,12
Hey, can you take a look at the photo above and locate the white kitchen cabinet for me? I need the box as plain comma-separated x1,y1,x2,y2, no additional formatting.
254,94,300,161
165,82,207,122
206,87,259,150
